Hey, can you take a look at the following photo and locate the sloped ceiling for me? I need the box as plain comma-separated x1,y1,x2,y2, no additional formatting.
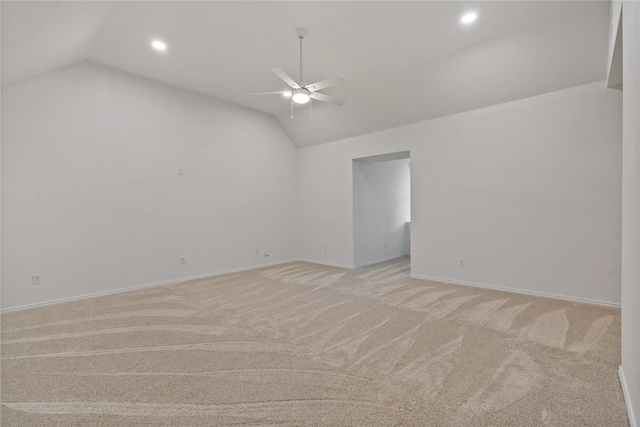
1,1,610,147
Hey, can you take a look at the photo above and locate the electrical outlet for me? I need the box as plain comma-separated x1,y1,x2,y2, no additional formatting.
384,243,388,249
459,258,465,267
32,274,41,285
255,249,259,255
180,256,186,264
323,246,327,252
178,168,184,175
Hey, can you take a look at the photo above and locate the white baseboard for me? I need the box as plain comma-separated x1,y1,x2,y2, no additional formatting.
619,366,638,427
410,274,621,308
1,259,299,314
354,254,410,269
298,258,353,270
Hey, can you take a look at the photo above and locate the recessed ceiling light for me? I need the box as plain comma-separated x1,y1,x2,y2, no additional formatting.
461,12,477,24
283,91,292,98
151,40,167,51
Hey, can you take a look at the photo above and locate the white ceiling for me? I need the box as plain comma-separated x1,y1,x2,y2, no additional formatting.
1,1,610,147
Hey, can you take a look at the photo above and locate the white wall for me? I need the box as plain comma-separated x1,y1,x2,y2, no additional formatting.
621,1,640,425
353,158,410,267
607,0,623,89
1,61,298,311
298,82,622,305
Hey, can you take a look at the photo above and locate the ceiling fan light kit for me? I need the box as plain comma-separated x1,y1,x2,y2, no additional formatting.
292,88,310,104
251,28,346,118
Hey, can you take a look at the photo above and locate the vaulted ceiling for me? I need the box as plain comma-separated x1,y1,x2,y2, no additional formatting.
1,1,610,147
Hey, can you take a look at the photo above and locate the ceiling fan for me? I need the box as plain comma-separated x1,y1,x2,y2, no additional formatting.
251,28,346,117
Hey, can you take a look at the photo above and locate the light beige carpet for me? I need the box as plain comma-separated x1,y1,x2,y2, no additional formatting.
1,257,629,426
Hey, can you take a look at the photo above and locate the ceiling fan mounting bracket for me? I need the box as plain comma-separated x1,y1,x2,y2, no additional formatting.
296,28,307,38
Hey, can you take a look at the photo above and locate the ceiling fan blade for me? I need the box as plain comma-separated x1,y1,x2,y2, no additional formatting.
309,92,346,106
250,91,290,95
271,68,300,89
305,75,347,92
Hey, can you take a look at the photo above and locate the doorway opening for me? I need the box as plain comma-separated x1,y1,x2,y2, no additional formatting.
353,151,411,270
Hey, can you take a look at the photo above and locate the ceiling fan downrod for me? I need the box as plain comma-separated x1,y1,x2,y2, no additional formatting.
296,28,307,85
